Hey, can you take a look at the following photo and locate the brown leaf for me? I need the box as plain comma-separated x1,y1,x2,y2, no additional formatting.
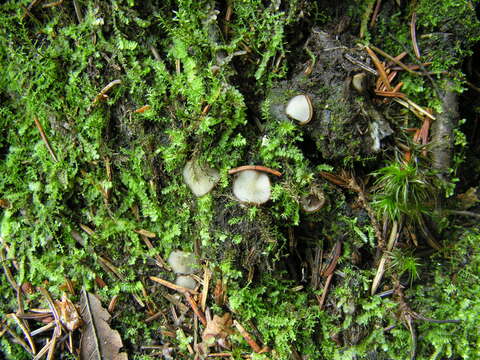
202,313,234,348
55,293,83,331
80,289,128,360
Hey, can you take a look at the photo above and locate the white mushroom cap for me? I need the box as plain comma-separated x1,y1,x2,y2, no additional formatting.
167,251,198,274
183,160,219,197
285,94,313,125
175,275,197,290
233,170,271,204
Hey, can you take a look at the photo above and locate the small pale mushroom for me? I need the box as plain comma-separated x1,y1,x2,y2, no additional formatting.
167,251,198,275
285,94,313,125
352,73,368,94
183,159,219,197
301,189,326,213
232,170,271,205
175,275,197,290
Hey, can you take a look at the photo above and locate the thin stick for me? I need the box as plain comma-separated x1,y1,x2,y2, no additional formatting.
370,0,382,28
34,117,58,162
374,90,406,98
73,0,82,23
318,273,333,310
38,288,64,334
365,46,392,90
228,165,281,177
33,340,50,360
31,322,56,337
46,333,58,360
42,0,64,8
144,311,166,323
410,13,421,59
141,235,170,269
201,267,211,312
92,79,122,105
149,276,198,294
369,45,420,75
393,98,436,120
185,293,207,326
7,314,36,354
0,245,18,291
5,324,32,354
108,295,119,313
233,320,262,353
445,210,480,219
344,54,377,75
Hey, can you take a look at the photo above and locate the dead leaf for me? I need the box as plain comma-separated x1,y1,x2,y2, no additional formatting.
202,313,234,348
456,187,479,209
80,289,128,360
55,293,83,331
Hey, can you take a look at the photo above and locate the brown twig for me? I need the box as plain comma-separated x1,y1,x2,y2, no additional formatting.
92,79,122,105
365,46,392,90
228,165,281,177
42,0,64,8
185,293,207,326
134,105,151,113
370,0,382,28
141,235,170,269
0,244,18,291
34,117,58,162
374,90,406,98
108,295,119,313
7,313,37,354
201,267,211,312
149,276,198,294
410,13,421,59
317,273,333,310
369,45,420,75
233,320,262,353
321,241,342,277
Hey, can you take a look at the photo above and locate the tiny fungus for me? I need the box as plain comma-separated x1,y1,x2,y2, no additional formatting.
352,73,368,93
167,251,198,275
183,159,219,197
175,275,197,290
285,94,313,125
300,189,326,213
232,170,271,204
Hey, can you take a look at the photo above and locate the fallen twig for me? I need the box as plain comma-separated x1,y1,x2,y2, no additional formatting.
410,13,421,59
92,79,122,105
185,293,207,326
149,276,198,295
365,46,392,90
228,165,281,177
393,98,436,120
233,320,262,353
7,313,36,354
371,221,398,295
42,0,64,8
369,45,420,75
34,117,58,162
317,273,333,310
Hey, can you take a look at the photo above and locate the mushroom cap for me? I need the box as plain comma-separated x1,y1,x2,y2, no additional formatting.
233,170,271,204
175,275,197,290
301,192,325,213
183,160,219,197
285,94,313,125
167,251,198,275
